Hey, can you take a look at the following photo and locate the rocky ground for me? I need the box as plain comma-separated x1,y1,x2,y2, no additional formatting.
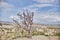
14,35,60,40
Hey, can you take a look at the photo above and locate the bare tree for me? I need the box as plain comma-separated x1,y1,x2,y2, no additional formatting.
17,9,34,37
11,9,34,37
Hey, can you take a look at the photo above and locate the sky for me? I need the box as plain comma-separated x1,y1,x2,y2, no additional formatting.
0,0,60,25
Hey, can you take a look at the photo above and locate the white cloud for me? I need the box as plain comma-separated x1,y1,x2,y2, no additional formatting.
41,14,60,22
33,0,59,4
0,1,19,21
18,0,58,13
0,1,16,14
0,2,13,8
33,12,60,24
24,3,53,9
10,15,20,21
20,3,54,14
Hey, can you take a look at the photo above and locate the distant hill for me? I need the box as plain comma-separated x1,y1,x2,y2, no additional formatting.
0,21,60,28
0,21,12,25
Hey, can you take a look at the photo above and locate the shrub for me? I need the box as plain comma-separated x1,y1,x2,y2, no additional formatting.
55,33,60,36
32,31,44,36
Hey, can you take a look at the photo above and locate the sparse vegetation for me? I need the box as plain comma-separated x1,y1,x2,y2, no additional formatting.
55,33,60,36
0,26,60,40
32,31,44,36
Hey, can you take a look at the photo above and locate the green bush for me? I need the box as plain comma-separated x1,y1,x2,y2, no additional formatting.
55,33,60,36
44,35,49,36
32,31,44,36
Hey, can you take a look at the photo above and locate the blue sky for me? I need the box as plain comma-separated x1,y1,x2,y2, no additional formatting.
0,0,60,24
